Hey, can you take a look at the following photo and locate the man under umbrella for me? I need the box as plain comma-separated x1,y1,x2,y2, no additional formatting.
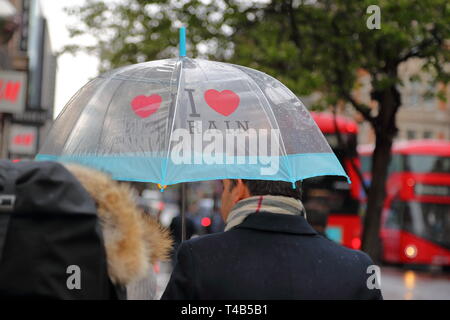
162,179,382,300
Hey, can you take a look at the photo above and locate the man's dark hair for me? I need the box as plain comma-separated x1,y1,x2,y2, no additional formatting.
229,179,302,200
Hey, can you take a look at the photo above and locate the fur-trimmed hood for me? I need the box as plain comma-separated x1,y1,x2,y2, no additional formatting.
65,164,172,286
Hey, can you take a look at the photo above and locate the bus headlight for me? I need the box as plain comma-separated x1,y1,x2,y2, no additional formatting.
405,244,418,259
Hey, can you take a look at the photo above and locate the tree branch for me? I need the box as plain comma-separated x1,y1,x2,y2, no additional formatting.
396,28,443,64
330,48,376,126
342,92,376,127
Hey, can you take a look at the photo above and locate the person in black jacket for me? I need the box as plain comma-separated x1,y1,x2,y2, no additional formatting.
169,213,197,266
0,161,172,299
161,179,383,300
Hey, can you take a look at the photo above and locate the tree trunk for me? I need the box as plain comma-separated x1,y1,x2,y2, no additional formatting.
361,135,392,262
361,81,401,262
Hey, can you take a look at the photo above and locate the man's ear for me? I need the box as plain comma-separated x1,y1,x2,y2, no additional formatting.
235,179,250,201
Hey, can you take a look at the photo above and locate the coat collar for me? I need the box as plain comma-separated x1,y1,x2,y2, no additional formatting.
234,211,318,236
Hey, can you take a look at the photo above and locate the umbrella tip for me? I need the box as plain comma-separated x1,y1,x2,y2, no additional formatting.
179,26,186,57
291,181,296,189
157,184,167,192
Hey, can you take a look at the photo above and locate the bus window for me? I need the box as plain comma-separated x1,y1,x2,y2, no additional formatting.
389,154,403,173
417,202,450,249
400,202,450,249
385,200,403,229
359,154,403,175
402,201,415,234
360,155,371,174
406,155,450,174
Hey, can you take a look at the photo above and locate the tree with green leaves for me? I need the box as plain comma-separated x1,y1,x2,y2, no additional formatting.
65,0,450,261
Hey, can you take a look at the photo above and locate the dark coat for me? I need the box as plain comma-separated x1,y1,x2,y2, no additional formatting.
169,215,197,265
0,161,121,299
161,211,383,300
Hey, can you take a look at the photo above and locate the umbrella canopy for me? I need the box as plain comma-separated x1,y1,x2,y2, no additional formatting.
37,57,349,187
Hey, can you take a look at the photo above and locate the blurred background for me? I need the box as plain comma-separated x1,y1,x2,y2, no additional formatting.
0,0,449,300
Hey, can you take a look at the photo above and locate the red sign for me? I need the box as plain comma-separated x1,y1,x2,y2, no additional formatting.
0,80,21,103
13,133,34,146
8,124,38,155
0,71,27,114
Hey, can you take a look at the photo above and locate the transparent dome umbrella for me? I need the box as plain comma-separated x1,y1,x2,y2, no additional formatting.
37,28,349,189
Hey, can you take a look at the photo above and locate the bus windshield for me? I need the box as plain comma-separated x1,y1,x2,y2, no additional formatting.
401,201,450,249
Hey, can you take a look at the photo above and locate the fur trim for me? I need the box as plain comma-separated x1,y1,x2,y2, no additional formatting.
65,164,172,286
140,213,173,263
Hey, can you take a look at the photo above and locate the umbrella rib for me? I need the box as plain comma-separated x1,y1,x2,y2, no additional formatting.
109,75,173,85
161,58,184,185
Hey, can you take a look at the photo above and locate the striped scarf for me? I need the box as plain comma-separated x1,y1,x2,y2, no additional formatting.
224,195,306,232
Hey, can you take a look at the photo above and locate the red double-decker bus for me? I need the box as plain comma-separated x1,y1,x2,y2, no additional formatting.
359,140,450,266
303,112,362,249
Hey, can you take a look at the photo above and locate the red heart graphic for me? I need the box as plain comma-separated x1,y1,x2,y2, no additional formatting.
204,89,240,116
131,94,162,118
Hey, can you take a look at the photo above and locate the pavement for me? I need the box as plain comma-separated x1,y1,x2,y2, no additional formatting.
155,262,172,300
380,266,450,300
155,263,450,300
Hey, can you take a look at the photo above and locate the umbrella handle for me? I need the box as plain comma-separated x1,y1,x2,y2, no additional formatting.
179,27,186,57
181,183,186,242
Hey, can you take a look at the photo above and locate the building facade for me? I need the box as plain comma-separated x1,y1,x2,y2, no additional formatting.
352,59,449,146
0,0,56,160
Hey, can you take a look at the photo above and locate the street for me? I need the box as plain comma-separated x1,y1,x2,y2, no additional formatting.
381,266,450,300
155,263,450,300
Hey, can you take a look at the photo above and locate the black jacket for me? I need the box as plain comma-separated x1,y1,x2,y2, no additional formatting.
162,212,383,300
0,160,122,299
